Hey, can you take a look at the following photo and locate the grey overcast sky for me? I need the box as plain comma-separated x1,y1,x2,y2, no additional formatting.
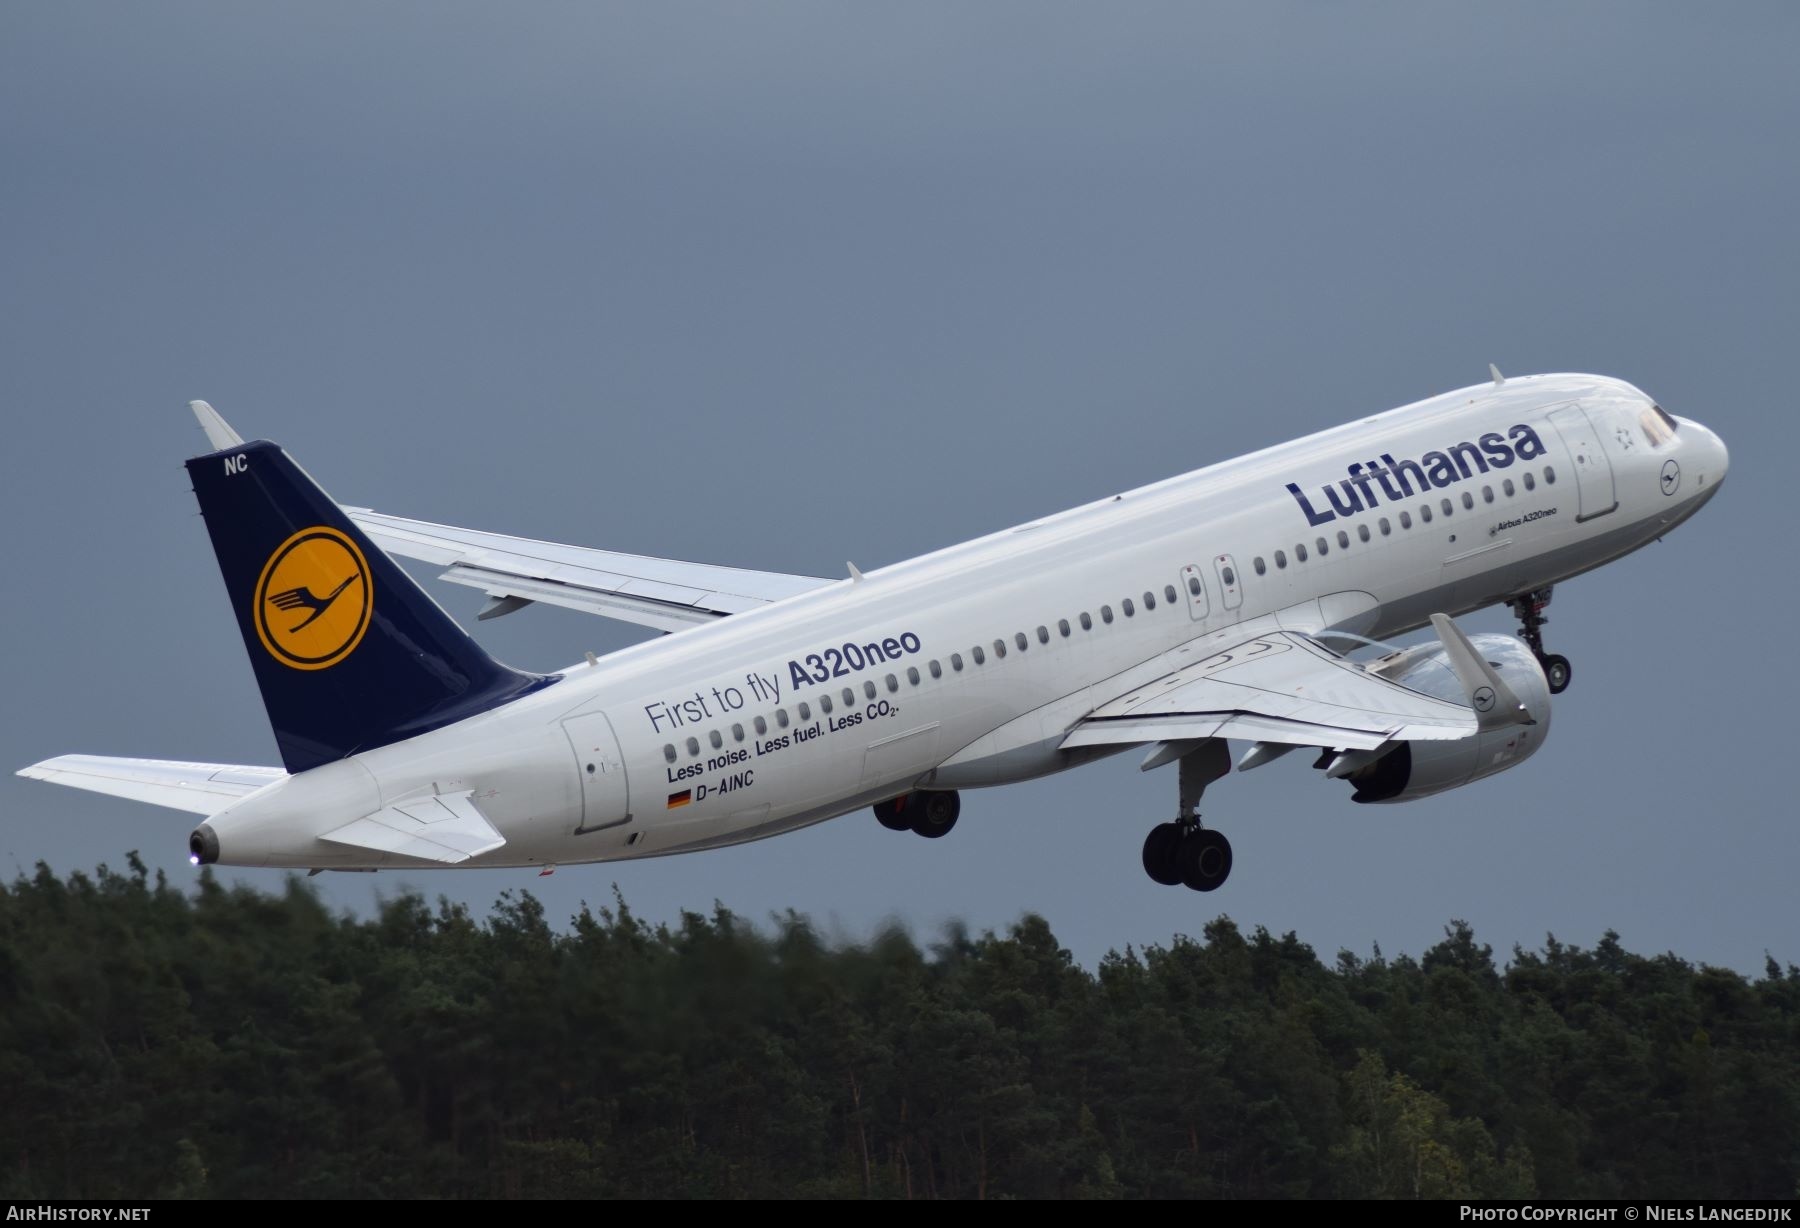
3,4,1795,972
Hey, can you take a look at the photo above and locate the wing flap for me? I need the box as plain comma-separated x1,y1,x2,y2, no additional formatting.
319,790,504,864
348,508,832,632
1064,630,1478,752
17,755,285,816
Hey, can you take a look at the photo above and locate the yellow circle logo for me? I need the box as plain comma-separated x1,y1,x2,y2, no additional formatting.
253,527,373,671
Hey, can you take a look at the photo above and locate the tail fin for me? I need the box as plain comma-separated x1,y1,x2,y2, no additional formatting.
185,436,554,774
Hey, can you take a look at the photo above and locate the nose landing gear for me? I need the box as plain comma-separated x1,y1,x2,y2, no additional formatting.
1508,587,1572,695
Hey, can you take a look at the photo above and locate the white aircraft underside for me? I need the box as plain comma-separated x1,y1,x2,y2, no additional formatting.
19,371,1728,892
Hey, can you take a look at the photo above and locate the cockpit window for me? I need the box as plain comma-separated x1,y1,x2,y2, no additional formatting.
1641,404,1677,448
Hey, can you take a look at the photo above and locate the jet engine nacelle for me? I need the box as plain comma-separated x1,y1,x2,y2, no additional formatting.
1344,633,1552,804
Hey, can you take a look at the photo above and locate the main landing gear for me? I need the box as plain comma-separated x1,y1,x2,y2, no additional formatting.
1141,738,1234,892
873,791,961,839
1508,586,1572,695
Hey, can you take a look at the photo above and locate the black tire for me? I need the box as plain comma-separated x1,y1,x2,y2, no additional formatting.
911,791,961,839
1142,823,1184,886
1543,653,1572,695
1178,829,1233,892
872,796,913,831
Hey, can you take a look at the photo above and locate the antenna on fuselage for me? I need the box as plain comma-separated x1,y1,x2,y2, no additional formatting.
1489,363,1506,387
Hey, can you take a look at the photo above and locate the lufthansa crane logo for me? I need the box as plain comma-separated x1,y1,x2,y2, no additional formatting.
253,527,373,670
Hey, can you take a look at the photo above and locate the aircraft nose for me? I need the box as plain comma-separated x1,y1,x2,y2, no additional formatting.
1686,419,1729,490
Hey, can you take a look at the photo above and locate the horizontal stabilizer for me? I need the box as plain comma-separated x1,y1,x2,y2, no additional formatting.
17,754,284,816
319,790,505,864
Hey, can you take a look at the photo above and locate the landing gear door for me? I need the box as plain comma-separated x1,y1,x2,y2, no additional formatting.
1214,554,1243,612
563,710,632,834
1547,404,1619,523
1179,564,1210,621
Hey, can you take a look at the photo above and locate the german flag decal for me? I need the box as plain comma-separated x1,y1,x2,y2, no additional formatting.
666,789,692,810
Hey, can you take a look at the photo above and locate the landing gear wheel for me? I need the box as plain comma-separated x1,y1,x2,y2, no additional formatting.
872,796,913,831
1541,653,1572,695
910,791,961,839
1142,823,1183,886
1178,829,1233,892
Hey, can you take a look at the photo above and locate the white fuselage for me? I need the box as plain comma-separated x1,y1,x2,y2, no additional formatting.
205,374,1728,869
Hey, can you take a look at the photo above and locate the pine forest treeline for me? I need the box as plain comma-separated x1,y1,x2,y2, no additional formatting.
1,857,1796,1199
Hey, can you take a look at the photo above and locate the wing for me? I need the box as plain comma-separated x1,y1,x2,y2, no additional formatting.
319,790,505,864
347,508,832,633
1062,629,1481,753
17,755,286,816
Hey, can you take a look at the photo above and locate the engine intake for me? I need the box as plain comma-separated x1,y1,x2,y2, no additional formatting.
1344,633,1551,803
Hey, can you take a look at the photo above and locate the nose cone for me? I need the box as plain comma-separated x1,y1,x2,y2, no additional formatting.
1680,418,1730,493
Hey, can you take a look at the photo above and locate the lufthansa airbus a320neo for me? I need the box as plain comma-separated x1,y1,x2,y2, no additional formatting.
20,371,1727,892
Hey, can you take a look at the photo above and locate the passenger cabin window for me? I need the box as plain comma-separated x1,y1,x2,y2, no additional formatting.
820,695,833,713
686,736,700,756
929,659,943,678
1338,530,1351,549
1400,511,1412,529
709,730,723,749
1503,478,1515,497
798,702,811,720
1275,549,1287,569
907,666,921,685
863,681,876,699
1483,485,1494,503
1079,612,1093,630
732,723,744,742
1296,543,1308,562
1254,556,1266,575
1356,525,1370,543
843,687,855,705
973,646,986,665
1544,465,1556,484
1142,591,1155,610
1101,605,1114,624
1315,536,1328,556
1379,517,1391,536
1037,625,1050,643
663,743,677,763
1461,491,1474,510
1187,576,1202,596
886,674,899,692
1420,504,1433,523
1058,619,1071,637
951,653,964,671
776,709,790,728
1220,565,1235,586
993,639,1007,658
1122,598,1135,617
754,716,767,735
1015,632,1028,651
1164,584,1178,603
1523,471,1536,491
1441,498,1453,516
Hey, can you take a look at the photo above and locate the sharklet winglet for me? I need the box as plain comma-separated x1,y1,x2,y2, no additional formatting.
190,400,245,451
